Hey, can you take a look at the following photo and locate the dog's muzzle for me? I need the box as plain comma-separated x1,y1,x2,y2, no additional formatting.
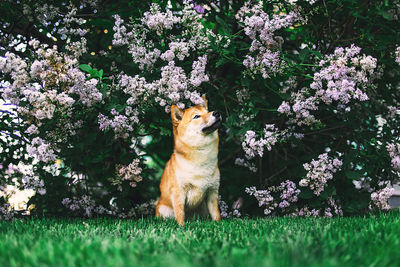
202,111,222,134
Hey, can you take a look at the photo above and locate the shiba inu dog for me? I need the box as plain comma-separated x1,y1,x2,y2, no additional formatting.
155,96,221,226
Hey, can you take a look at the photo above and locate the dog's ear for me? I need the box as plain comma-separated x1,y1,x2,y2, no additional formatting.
171,105,184,126
201,95,208,110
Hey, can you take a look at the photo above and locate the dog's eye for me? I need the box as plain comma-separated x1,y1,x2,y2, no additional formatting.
193,115,200,119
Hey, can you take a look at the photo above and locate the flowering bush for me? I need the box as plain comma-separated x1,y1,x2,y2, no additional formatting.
299,153,342,196
1,0,400,219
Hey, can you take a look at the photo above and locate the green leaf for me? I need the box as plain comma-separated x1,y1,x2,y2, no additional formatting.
79,64,92,73
215,15,231,35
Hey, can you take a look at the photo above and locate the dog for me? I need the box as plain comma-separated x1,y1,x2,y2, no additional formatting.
155,96,221,226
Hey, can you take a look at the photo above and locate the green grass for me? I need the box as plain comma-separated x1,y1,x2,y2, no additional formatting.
0,213,399,267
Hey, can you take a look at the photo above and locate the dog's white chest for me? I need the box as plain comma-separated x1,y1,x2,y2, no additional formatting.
173,137,220,208
175,154,220,208
177,165,219,189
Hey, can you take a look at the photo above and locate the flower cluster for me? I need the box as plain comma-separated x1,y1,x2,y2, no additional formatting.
295,207,320,217
98,108,139,140
395,46,400,65
70,78,102,107
62,195,155,218
62,195,109,217
110,159,143,190
21,176,46,196
0,203,16,220
236,1,303,78
28,4,58,25
278,45,378,126
156,58,203,108
273,180,300,209
142,3,181,35
0,40,105,163
311,45,375,105
0,161,47,218
112,15,131,46
370,187,394,211
386,105,400,119
245,186,275,215
246,180,301,216
299,153,342,196
235,158,257,172
22,1,94,38
278,88,319,126
130,201,156,218
291,197,343,217
242,124,285,159
26,137,57,163
237,111,255,127
189,55,209,87
236,88,251,104
219,196,242,219
0,52,29,105
111,3,221,113
387,143,400,171
118,74,151,106
162,41,190,61
327,196,343,217
57,5,88,37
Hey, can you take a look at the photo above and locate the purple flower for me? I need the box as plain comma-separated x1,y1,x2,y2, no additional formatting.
193,4,205,14
277,101,291,114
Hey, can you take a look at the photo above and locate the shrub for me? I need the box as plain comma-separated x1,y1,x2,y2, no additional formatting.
0,0,399,218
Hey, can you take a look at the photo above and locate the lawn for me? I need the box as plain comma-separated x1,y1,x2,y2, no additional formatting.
1,213,399,267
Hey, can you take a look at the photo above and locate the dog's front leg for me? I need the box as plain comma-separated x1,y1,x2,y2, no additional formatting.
172,189,185,226
206,190,221,221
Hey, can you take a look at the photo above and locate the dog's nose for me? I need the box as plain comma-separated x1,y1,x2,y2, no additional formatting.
212,111,221,118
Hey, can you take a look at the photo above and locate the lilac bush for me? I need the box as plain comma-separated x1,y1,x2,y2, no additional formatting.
1,0,400,218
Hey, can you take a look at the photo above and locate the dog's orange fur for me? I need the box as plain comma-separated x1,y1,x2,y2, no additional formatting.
155,96,221,226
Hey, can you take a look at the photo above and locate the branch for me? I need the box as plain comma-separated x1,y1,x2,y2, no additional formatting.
263,166,287,187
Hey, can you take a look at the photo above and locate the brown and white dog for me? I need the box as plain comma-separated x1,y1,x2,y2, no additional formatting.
155,96,221,226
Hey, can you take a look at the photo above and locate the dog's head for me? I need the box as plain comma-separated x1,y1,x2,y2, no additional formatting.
171,96,221,147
